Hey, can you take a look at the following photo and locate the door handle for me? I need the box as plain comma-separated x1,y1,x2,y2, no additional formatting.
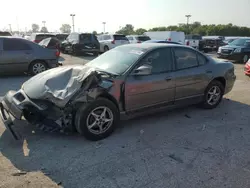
25,52,31,55
165,77,172,81
206,70,212,73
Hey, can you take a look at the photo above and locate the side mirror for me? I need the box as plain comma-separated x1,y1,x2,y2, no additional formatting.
131,64,152,76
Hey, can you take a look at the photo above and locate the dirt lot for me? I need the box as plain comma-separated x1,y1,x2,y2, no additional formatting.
0,54,250,188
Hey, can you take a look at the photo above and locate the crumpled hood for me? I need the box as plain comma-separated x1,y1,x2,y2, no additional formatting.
22,65,97,107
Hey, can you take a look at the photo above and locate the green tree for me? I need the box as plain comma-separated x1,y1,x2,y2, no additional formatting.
92,31,97,35
116,24,135,35
60,24,71,33
40,27,48,33
31,24,39,32
135,28,147,35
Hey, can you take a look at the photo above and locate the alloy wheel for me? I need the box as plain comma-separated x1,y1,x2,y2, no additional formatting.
207,86,221,106
86,106,114,135
32,63,46,74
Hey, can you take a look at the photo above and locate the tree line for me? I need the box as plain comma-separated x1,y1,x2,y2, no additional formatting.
11,22,250,37
116,22,250,36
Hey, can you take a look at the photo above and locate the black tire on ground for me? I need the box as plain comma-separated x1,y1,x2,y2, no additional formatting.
200,80,225,109
74,98,120,141
104,46,109,52
243,55,249,64
29,61,48,75
93,52,99,56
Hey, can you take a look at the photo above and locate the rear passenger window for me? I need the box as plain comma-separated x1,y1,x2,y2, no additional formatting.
103,35,111,40
197,53,207,65
3,39,31,51
174,48,198,70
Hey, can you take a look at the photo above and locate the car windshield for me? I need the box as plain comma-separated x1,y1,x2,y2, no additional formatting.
230,38,250,46
36,34,55,41
86,46,144,75
136,36,151,41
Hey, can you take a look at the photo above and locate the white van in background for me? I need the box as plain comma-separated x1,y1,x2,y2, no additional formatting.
144,31,185,44
185,34,202,49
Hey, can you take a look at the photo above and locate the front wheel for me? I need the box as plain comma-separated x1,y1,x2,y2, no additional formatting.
243,55,249,64
74,98,119,141
200,80,224,109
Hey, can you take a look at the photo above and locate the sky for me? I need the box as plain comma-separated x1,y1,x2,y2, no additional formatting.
1,0,250,33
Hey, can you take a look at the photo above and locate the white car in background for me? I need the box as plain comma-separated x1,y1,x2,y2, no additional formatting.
144,31,185,44
126,35,151,43
97,34,130,52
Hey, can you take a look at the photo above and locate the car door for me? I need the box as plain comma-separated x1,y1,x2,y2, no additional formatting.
124,47,175,111
172,47,211,104
0,38,33,74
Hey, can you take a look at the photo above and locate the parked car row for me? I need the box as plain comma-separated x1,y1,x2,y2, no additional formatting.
217,37,250,64
0,36,61,75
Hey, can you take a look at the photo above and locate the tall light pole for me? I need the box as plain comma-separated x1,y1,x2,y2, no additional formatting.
102,22,106,33
8,24,12,33
185,15,191,34
70,14,75,32
42,21,46,28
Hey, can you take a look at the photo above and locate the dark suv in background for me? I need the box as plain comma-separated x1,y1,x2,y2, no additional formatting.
60,32,100,56
30,33,56,43
0,31,12,36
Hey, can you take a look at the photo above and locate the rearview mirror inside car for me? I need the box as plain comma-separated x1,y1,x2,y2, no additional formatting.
131,64,152,76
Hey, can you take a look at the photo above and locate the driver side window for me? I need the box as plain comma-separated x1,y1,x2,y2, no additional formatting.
137,48,173,74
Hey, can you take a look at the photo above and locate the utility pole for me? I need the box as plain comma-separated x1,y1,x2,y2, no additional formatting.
102,22,106,34
70,14,75,32
42,21,46,34
9,24,12,33
42,21,46,28
185,15,192,34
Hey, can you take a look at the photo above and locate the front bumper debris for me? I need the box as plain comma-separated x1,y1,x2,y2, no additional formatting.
0,93,22,140
0,90,43,140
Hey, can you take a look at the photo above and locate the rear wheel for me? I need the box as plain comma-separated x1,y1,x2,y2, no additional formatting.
74,98,119,141
29,61,47,75
104,46,109,52
200,80,224,109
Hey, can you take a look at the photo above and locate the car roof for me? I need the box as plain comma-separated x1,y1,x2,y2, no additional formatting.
120,43,187,50
0,36,27,39
32,33,56,35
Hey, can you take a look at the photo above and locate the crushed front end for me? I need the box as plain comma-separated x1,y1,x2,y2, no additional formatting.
0,65,104,139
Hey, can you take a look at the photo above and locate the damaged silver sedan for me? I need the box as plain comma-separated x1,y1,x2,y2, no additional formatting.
0,43,236,141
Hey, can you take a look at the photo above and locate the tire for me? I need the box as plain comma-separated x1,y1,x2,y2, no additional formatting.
29,61,47,75
74,98,119,141
104,46,109,52
243,54,249,64
200,80,224,109
93,52,99,56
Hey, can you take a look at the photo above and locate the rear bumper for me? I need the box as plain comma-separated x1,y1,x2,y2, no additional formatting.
46,59,60,68
224,75,236,94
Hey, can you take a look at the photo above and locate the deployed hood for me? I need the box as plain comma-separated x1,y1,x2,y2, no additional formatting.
22,65,98,107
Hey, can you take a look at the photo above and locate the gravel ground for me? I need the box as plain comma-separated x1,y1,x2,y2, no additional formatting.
0,53,250,188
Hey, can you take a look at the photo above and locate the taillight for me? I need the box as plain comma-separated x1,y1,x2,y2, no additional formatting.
55,50,60,57
111,40,115,44
186,41,190,46
168,38,171,41
34,40,40,43
137,41,141,43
